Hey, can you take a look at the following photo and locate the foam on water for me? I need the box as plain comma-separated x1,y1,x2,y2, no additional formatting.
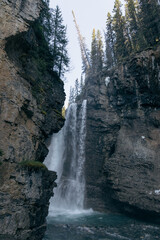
49,208,94,218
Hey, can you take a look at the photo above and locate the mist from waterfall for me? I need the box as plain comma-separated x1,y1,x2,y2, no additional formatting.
44,100,87,215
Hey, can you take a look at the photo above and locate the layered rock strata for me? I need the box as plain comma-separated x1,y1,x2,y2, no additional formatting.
0,0,65,239
84,46,160,219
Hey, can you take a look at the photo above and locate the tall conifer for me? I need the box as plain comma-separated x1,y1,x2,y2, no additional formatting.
113,0,128,61
97,30,103,71
125,0,147,51
75,78,80,98
105,12,116,68
138,0,160,46
91,29,97,73
50,6,69,77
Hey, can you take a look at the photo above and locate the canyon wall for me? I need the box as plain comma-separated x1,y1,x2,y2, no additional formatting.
0,0,65,239
84,46,160,219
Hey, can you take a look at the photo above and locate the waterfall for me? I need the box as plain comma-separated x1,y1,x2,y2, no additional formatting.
44,100,87,215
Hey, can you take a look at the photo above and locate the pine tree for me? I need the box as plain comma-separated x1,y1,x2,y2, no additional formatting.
124,0,135,51
96,30,103,72
105,38,113,69
91,28,97,73
105,12,116,68
91,29,104,73
50,6,69,77
69,87,75,105
103,0,160,68
125,0,146,51
80,74,84,92
124,22,133,54
113,0,128,61
32,1,54,71
138,0,160,46
56,26,70,77
42,0,50,5
40,1,52,44
74,78,80,98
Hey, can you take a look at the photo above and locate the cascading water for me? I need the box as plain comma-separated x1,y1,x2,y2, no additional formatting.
44,101,160,240
44,100,87,214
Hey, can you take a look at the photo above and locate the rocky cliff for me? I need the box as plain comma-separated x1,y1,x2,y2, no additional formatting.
83,46,160,220
0,0,65,239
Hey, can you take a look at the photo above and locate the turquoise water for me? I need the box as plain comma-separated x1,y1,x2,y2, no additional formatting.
43,210,160,240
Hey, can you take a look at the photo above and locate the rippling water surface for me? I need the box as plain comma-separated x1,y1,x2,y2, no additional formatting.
43,210,160,240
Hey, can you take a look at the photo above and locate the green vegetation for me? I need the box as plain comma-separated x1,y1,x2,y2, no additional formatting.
76,0,160,74
19,160,47,170
105,0,160,68
68,74,85,105
32,3,70,78
69,0,160,106
27,2,69,103
5,1,69,109
91,29,103,73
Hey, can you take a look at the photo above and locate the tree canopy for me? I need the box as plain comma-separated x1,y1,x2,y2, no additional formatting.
104,0,160,69
70,0,160,101
34,1,69,78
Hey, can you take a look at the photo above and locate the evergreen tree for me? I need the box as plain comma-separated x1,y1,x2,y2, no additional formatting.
32,1,54,71
32,3,69,78
125,0,147,51
96,30,104,71
125,0,138,50
105,12,116,68
69,87,75,105
91,28,97,73
113,0,128,61
124,5,133,54
103,0,160,68
50,6,69,77
41,1,52,44
56,26,70,77
74,78,80,98
80,74,84,92
42,0,50,5
91,29,104,73
81,38,91,73
105,38,113,69
138,0,160,46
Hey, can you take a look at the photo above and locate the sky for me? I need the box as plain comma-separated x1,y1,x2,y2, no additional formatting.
50,0,125,106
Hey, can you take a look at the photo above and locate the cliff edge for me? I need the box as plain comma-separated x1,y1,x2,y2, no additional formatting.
84,46,160,220
0,0,65,239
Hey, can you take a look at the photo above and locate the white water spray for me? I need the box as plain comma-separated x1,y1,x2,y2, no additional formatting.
44,100,87,215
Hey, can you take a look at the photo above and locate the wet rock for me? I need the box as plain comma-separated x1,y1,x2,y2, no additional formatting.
83,46,160,219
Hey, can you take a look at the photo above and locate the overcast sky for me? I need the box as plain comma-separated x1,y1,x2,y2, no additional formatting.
50,0,125,106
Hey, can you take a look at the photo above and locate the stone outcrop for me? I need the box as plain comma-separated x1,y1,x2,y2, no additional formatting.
0,0,65,239
83,46,160,220
0,164,57,240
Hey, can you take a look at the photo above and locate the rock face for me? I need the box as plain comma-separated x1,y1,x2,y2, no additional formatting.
84,46,160,219
0,0,65,239
0,164,57,240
